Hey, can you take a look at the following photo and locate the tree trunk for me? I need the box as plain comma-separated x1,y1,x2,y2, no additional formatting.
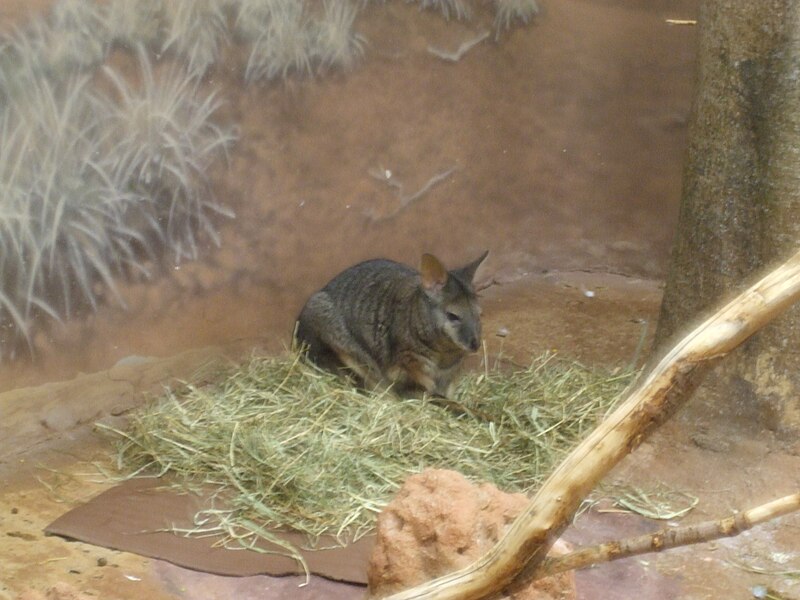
657,0,800,432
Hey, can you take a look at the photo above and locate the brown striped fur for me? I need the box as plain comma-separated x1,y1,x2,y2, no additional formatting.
295,251,488,398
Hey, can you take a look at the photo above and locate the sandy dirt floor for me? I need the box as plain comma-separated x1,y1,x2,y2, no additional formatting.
3,1,800,599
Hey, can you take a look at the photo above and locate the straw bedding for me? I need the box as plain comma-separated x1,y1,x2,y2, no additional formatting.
105,352,632,556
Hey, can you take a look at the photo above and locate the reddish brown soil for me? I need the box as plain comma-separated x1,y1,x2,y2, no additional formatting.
3,1,800,600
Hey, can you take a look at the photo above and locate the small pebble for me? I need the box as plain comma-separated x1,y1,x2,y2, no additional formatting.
496,327,509,338
11,507,18,514
690,432,732,453
97,557,108,567
752,585,767,599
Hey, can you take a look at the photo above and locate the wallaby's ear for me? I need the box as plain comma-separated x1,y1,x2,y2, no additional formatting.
420,253,448,294
455,250,489,283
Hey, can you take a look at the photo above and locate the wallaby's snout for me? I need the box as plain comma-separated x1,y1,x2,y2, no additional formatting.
442,303,482,353
466,307,483,352
459,332,480,353
459,315,482,353
467,331,480,353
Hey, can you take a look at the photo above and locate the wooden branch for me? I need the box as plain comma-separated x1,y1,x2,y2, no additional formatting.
377,249,800,600
528,492,800,580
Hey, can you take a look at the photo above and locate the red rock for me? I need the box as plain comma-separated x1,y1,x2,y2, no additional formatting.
368,469,576,600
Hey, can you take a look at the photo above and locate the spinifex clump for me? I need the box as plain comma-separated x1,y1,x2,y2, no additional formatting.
0,23,235,359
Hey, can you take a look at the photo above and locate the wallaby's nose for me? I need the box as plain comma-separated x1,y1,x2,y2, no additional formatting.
468,336,480,352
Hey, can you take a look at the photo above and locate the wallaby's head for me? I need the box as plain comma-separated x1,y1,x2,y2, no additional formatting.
419,250,489,354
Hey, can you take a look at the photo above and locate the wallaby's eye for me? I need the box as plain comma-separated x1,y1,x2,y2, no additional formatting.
446,311,461,323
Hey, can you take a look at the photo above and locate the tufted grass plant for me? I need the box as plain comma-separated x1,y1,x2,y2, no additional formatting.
0,75,116,355
311,0,365,72
241,0,365,83
161,0,230,78
104,0,166,50
0,44,235,358
0,2,108,103
48,0,110,69
415,0,472,21
97,48,237,262
242,1,314,81
493,0,540,39
233,0,294,43
104,352,633,555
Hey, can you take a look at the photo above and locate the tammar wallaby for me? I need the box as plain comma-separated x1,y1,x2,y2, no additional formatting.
294,251,489,398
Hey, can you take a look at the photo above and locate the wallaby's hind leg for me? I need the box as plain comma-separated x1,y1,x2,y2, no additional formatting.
296,292,387,390
294,318,344,373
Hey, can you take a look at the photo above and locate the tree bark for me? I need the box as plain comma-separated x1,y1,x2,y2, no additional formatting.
657,0,800,432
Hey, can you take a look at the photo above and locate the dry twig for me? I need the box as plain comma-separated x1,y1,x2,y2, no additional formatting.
367,166,458,222
427,31,489,62
530,492,800,580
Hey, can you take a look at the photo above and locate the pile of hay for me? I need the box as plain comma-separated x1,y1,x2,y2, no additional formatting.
107,353,632,554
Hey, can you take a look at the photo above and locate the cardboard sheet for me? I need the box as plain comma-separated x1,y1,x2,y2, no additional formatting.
45,477,374,584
